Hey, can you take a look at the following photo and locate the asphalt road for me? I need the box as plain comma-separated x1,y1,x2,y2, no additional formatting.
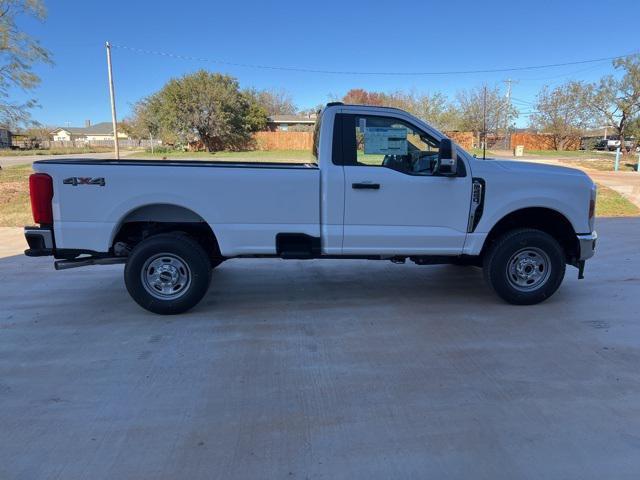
1,218,639,479
0,151,123,168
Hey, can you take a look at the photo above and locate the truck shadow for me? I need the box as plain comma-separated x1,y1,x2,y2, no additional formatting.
1,254,581,325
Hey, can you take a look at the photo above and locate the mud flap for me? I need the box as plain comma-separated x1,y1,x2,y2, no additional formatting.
577,260,585,280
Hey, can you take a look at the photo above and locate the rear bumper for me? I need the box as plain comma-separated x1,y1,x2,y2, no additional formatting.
24,226,54,256
577,231,597,261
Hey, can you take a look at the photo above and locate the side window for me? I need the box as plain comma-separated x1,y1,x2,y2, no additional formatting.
347,115,440,176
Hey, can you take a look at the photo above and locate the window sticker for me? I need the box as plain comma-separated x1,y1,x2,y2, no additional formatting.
363,127,408,155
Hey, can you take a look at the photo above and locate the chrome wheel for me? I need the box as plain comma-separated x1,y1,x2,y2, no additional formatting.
506,247,551,292
141,253,191,300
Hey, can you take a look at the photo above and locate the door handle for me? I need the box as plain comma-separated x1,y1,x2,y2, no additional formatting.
352,182,381,190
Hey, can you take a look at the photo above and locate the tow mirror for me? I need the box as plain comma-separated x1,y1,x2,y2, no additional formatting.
437,139,458,176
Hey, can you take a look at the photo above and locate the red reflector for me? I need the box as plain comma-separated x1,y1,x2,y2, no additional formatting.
29,173,54,224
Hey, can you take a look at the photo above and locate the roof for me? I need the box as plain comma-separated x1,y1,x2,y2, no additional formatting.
50,122,115,135
268,114,316,124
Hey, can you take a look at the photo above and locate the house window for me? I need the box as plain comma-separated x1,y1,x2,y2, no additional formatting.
279,124,289,131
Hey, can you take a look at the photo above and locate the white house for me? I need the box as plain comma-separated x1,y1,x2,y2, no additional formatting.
50,122,129,142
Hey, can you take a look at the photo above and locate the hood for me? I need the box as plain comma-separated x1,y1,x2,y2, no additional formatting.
490,159,588,177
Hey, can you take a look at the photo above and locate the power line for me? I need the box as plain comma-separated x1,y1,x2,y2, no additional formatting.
110,43,638,77
512,97,535,106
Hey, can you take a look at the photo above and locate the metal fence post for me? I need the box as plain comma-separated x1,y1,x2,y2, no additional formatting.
615,147,621,171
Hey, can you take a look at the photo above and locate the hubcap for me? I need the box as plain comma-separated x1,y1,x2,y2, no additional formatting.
141,253,191,300
506,247,551,292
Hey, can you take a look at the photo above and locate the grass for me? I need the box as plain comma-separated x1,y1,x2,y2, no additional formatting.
131,149,314,162
0,146,115,156
0,164,32,226
470,148,623,161
521,150,615,159
558,157,639,172
596,183,640,217
1,163,638,228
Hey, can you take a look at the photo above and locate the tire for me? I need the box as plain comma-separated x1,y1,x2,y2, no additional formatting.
483,229,565,305
210,258,224,270
124,233,212,314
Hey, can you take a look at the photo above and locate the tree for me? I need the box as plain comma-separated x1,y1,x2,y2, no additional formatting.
585,54,640,154
385,90,460,131
456,85,517,135
122,97,160,141
529,81,592,150
341,88,459,130
0,0,52,127
244,88,296,116
298,104,323,118
145,70,268,152
342,88,386,106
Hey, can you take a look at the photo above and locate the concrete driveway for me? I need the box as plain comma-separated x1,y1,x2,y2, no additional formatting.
1,218,639,479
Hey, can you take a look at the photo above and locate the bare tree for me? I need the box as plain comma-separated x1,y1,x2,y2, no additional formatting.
529,81,592,150
0,0,52,127
244,88,296,116
456,85,517,136
341,88,460,130
585,54,640,154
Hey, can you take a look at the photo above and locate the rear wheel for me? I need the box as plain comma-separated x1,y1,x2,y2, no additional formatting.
483,229,565,305
124,233,212,314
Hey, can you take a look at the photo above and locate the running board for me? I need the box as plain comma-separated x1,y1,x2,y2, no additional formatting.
54,257,126,270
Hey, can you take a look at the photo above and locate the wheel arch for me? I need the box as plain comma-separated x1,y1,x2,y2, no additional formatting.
110,203,221,261
480,207,579,263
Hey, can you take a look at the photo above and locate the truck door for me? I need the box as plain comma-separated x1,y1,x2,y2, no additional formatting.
339,113,472,255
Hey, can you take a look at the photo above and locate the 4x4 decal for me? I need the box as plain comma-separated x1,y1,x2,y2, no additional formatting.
63,177,105,186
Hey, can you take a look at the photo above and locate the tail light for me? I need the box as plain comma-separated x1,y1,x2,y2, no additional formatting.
29,173,54,224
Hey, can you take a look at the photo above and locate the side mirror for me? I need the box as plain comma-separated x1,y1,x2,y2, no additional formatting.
437,139,457,176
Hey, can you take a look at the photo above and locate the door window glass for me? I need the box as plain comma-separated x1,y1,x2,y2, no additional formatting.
353,115,440,175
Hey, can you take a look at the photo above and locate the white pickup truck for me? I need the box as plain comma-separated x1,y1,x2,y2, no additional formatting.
24,103,597,314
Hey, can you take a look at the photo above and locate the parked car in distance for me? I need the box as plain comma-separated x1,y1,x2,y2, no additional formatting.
605,137,636,152
24,103,597,314
592,139,609,151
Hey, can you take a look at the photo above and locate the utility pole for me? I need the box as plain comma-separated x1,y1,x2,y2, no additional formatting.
503,78,518,150
482,85,487,160
105,41,120,159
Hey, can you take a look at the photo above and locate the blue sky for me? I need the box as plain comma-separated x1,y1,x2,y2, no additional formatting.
15,0,640,128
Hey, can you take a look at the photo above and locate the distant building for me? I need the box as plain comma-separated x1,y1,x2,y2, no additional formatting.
49,121,129,142
266,114,317,132
0,128,12,148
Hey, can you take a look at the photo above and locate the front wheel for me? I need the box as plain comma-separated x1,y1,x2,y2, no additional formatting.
483,229,566,305
124,233,212,314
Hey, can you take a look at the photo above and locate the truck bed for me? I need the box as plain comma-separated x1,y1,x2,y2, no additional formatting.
33,158,321,255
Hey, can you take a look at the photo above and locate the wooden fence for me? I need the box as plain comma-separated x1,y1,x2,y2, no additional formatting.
510,133,580,151
253,131,313,151
10,131,474,153
444,131,474,150
252,131,474,151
